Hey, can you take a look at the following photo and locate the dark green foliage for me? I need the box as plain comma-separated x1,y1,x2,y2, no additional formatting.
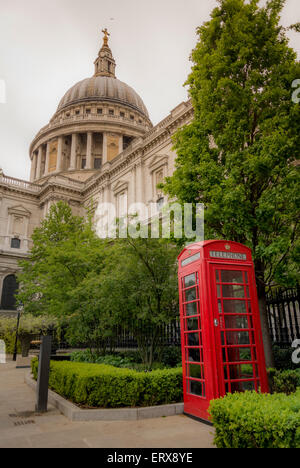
268,368,300,395
161,0,300,367
210,390,300,448
273,345,300,370
156,347,182,368
31,358,183,408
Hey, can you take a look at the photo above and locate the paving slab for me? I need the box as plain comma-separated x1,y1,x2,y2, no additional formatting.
0,360,215,448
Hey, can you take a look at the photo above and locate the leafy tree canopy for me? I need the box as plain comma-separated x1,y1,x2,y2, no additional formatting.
163,0,300,290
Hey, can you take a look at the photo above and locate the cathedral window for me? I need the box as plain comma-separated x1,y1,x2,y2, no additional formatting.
94,158,102,169
86,109,91,114
11,238,21,249
97,108,103,115
120,111,125,118
109,109,114,116
81,159,86,169
157,197,165,212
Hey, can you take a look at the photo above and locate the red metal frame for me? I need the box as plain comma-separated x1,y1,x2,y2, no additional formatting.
178,241,269,422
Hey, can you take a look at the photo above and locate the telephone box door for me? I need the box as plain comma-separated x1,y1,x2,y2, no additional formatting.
210,264,268,395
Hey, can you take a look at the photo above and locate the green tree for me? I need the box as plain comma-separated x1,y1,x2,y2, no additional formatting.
17,202,111,349
100,236,180,368
162,0,300,366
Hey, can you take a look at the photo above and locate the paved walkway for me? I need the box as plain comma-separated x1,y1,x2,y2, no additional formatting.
0,360,215,449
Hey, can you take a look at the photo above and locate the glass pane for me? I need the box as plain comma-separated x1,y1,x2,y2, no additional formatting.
188,364,202,379
245,272,249,284
187,348,200,362
225,347,253,362
217,285,221,297
221,270,244,284
185,302,198,316
184,274,196,288
185,287,197,302
231,381,255,392
225,364,254,380
224,315,250,329
222,284,245,298
226,331,251,345
188,380,205,397
186,317,199,331
187,333,199,347
223,300,247,314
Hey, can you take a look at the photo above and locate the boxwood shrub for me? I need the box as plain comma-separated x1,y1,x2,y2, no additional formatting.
31,358,183,408
210,390,300,448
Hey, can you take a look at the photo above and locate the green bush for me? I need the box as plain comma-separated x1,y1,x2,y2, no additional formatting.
70,351,135,369
31,358,183,408
210,390,300,448
268,368,300,395
273,345,299,371
0,330,21,354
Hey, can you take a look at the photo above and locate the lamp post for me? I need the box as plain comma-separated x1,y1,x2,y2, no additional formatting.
13,304,23,362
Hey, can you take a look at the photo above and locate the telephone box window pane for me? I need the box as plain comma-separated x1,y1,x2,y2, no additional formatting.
185,287,197,302
222,284,245,298
223,300,247,314
186,317,199,331
184,274,196,288
185,302,198,316
217,285,221,297
226,331,251,345
226,347,252,362
245,272,249,284
224,315,250,330
224,364,254,381
221,271,244,284
187,333,199,347
187,348,200,362
231,381,255,393
188,380,205,397
188,364,202,379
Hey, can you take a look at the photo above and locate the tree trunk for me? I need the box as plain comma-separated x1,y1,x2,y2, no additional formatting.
256,279,275,369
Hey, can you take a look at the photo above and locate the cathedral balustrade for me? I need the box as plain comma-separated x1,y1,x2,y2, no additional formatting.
0,175,40,193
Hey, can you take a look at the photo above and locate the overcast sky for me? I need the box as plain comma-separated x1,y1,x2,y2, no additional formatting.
0,0,299,181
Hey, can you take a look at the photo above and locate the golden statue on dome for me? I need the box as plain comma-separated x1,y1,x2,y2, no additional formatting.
102,28,110,46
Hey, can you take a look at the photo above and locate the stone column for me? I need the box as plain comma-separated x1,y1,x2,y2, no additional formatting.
70,133,77,170
30,153,37,182
135,160,144,204
44,142,50,176
36,147,42,180
102,132,108,164
86,132,93,169
119,135,123,154
57,136,63,172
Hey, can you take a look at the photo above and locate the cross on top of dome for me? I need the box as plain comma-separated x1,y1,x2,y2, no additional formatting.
102,28,110,46
94,27,116,78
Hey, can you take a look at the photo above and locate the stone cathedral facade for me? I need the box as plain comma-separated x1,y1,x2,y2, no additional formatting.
0,30,193,312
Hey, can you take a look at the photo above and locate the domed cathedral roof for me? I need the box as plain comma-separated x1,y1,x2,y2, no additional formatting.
29,29,152,183
56,27,149,119
57,76,149,119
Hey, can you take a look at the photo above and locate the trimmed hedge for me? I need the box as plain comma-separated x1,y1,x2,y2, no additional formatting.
31,358,183,408
210,390,300,448
268,368,300,395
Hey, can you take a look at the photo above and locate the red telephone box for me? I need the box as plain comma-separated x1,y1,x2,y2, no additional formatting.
178,240,269,423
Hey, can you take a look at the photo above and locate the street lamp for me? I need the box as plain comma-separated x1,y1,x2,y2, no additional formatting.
13,304,23,362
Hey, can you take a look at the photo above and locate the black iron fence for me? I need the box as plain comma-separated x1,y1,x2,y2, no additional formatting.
31,287,300,352
266,287,300,347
